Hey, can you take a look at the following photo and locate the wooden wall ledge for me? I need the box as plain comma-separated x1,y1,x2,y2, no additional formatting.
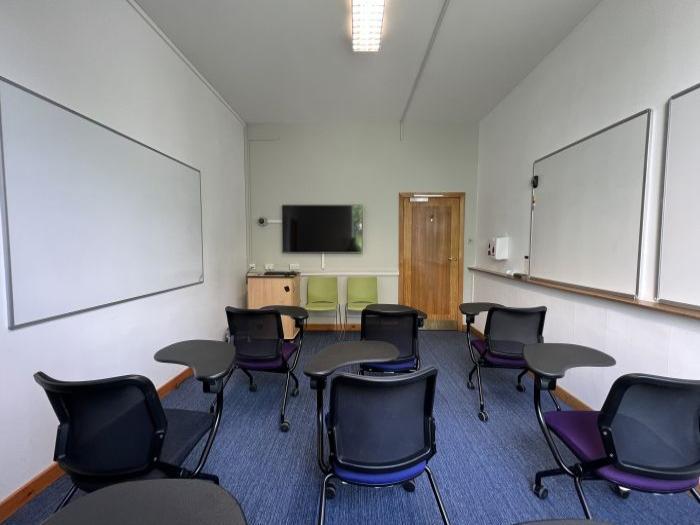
469,266,700,322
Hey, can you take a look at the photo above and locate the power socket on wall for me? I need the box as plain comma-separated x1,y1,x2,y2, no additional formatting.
289,263,300,271
264,263,274,271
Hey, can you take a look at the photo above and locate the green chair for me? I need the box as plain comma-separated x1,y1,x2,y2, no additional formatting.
306,276,341,333
345,276,378,328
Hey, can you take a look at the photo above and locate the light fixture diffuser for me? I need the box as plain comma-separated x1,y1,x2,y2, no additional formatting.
352,0,385,53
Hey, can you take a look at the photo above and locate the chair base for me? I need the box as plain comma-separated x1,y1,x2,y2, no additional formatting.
532,463,700,520
217,339,302,432
317,466,450,525
466,362,560,421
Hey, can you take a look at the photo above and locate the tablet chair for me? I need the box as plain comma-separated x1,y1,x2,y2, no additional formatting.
532,374,700,519
34,372,218,512
226,307,301,432
344,276,378,327
359,307,420,373
317,367,450,525
467,306,549,422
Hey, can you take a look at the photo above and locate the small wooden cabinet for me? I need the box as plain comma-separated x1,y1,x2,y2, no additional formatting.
246,273,301,339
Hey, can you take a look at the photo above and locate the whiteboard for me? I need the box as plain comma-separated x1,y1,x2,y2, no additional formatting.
657,83,700,308
0,79,203,328
529,110,650,297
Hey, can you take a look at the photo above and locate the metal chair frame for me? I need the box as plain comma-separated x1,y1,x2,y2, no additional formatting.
531,374,700,519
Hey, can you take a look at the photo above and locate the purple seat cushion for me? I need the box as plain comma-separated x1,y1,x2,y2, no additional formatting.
544,410,699,493
471,338,526,368
236,342,298,370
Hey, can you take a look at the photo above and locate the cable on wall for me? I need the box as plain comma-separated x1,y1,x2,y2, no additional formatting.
399,0,451,140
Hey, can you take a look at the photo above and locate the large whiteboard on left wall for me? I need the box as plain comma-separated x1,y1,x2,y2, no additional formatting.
0,78,204,328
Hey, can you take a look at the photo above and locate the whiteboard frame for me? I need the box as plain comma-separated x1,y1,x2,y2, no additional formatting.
656,81,700,310
0,76,205,329
528,109,652,299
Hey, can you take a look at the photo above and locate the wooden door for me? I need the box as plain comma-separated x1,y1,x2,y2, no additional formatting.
399,193,464,330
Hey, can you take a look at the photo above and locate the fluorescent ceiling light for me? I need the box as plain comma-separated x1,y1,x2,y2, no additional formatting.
352,0,385,53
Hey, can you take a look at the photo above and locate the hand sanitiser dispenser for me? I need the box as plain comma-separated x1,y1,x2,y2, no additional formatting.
487,237,510,261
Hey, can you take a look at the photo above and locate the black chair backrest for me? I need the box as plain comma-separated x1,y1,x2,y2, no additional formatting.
34,372,166,479
484,306,546,358
226,307,284,361
328,367,437,472
598,374,700,480
361,308,419,361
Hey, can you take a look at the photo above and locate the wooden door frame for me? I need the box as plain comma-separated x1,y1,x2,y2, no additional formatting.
398,192,465,327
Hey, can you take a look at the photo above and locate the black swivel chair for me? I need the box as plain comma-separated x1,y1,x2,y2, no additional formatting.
34,372,218,511
467,306,552,421
359,308,420,373
225,307,302,432
318,367,450,525
532,373,700,519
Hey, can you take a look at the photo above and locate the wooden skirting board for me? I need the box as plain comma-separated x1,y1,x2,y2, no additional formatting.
0,367,193,523
305,323,360,332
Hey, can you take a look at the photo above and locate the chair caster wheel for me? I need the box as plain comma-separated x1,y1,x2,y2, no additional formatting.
249,384,257,392
611,485,630,499
467,381,475,390
478,410,489,422
291,387,299,397
280,420,290,432
532,484,548,500
325,483,337,500
402,480,416,493
516,384,526,392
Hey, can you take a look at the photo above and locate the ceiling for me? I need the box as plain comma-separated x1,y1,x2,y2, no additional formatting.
135,0,601,124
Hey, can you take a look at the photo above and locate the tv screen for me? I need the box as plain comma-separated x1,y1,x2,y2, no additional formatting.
283,205,363,253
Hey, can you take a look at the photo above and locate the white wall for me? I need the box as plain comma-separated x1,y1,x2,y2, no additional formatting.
474,0,700,408
0,0,247,500
248,121,478,322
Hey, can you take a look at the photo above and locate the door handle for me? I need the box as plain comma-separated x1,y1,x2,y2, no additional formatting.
448,257,456,261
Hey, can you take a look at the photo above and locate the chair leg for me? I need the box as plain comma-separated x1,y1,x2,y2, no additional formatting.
317,473,334,525
210,366,236,413
338,305,344,339
473,362,488,422
334,306,340,340
279,371,292,432
290,371,299,395
425,466,451,525
547,389,562,411
467,365,477,389
241,368,257,392
534,466,565,487
55,484,78,512
691,487,700,504
516,370,527,392
573,475,593,520
342,305,347,340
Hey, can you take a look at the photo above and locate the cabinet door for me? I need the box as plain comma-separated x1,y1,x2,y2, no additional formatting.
247,278,298,339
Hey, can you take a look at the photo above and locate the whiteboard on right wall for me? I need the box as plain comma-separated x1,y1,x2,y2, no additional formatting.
529,110,650,297
657,83,700,309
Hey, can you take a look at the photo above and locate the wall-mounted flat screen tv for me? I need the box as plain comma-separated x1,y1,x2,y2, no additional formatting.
283,205,363,253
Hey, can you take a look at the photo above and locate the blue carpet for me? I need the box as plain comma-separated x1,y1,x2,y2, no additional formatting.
6,331,699,524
